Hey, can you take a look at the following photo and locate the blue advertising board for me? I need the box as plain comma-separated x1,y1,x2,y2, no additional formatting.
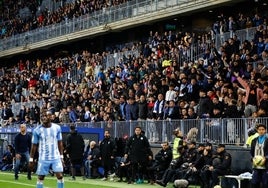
0,126,104,148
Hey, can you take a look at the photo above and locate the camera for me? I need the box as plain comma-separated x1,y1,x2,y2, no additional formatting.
170,159,178,169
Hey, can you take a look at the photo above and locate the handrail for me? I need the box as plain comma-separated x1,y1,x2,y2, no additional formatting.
0,0,234,56
1,117,266,146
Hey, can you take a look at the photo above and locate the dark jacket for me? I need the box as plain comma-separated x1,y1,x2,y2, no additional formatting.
212,150,232,171
138,101,148,119
223,104,241,118
192,149,205,170
125,102,139,120
1,107,13,120
100,137,117,165
125,133,152,163
14,132,31,154
163,106,180,119
203,149,214,166
197,96,213,118
66,130,85,160
85,145,101,167
154,146,173,171
184,147,198,164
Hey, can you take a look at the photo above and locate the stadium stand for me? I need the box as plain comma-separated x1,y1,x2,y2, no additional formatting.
1,1,268,187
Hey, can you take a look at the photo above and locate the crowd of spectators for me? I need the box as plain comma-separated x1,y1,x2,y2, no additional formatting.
0,6,268,132
0,0,130,39
0,0,267,40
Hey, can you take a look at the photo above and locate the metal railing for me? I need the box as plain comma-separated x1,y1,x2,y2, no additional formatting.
214,27,257,49
1,117,267,146
0,0,229,52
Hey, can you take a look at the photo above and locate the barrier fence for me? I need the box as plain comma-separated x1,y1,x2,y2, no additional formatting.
1,117,267,147
0,0,258,56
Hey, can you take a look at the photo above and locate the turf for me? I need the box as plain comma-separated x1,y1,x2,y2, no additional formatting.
0,171,168,188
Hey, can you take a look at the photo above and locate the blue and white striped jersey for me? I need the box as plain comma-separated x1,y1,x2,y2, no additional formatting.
32,123,62,161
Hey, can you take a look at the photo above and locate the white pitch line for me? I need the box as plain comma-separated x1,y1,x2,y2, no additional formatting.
0,173,50,188
0,179,49,188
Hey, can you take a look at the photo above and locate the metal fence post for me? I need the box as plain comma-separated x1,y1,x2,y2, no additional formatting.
200,119,205,142
221,118,224,144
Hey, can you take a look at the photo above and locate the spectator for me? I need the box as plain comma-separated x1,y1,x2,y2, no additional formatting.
197,89,213,119
257,62,268,80
187,107,198,119
59,107,70,123
67,105,78,123
116,94,125,118
82,105,91,122
29,102,40,123
234,72,263,117
1,102,13,121
163,100,180,141
186,78,200,102
165,84,177,102
164,100,180,120
138,94,148,120
259,91,268,115
76,104,85,122
125,97,138,121
153,93,165,142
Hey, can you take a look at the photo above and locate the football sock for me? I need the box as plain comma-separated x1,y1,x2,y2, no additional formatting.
36,180,44,188
57,178,64,188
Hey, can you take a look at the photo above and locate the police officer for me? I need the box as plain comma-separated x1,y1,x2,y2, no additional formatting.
147,141,172,184
199,142,215,188
204,144,232,188
156,145,187,187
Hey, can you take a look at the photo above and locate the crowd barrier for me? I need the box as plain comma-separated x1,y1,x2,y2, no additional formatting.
1,117,267,147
